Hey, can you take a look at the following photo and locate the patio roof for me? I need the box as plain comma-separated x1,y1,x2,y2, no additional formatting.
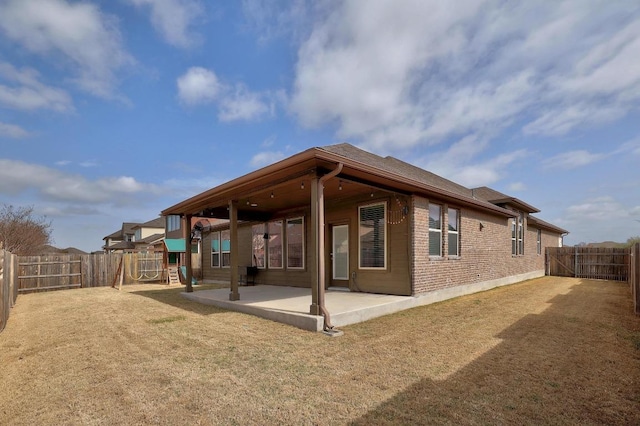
161,143,516,220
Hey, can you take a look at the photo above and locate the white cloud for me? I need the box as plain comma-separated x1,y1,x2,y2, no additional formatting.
0,62,74,112
250,151,285,168
218,84,272,122
418,134,529,188
0,0,133,98
544,150,606,170
0,121,30,139
614,138,640,156
508,182,526,192
177,67,274,121
565,196,628,221
126,0,204,48
289,1,640,150
261,135,277,147
558,195,640,244
241,0,315,44
177,67,222,106
0,158,161,205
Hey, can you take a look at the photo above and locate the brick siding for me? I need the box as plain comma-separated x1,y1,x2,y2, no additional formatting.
411,195,560,295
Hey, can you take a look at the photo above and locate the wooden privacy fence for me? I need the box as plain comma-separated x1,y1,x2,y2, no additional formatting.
0,249,18,333
631,243,640,315
17,252,165,293
546,247,629,281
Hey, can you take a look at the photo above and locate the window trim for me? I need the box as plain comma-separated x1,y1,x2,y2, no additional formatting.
358,201,387,270
429,203,443,258
286,217,305,270
537,229,542,255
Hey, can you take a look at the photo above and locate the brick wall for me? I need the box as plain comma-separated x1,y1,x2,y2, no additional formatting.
411,196,560,295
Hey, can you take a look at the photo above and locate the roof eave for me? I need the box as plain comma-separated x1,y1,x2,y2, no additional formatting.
162,147,517,218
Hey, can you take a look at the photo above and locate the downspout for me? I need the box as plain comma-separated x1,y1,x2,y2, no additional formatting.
318,162,343,332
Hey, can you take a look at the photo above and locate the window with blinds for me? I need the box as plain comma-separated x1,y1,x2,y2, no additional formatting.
429,203,442,257
359,202,386,269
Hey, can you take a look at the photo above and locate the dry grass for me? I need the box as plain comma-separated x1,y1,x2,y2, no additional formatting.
0,277,638,425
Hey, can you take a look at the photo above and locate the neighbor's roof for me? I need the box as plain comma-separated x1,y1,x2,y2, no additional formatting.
105,241,135,250
136,233,165,244
132,217,165,229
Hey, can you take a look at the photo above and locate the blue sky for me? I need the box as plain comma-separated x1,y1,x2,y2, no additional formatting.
0,0,639,252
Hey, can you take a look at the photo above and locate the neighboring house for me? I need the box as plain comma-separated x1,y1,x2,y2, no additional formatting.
161,143,567,312
102,222,139,252
162,216,228,280
102,217,165,253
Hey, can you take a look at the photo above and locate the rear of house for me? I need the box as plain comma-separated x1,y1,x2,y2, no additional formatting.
162,143,566,306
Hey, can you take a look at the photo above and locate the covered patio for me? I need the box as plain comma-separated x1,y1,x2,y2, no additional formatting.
182,284,415,332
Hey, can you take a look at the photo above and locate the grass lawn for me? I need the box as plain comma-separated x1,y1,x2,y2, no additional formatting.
0,277,638,425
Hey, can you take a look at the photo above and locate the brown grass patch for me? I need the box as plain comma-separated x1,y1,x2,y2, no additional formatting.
0,277,638,425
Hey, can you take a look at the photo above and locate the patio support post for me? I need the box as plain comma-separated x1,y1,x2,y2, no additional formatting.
184,213,193,293
309,176,320,315
229,200,240,301
317,163,343,330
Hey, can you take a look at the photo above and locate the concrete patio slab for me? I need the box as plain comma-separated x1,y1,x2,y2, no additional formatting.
182,285,412,332
182,271,544,332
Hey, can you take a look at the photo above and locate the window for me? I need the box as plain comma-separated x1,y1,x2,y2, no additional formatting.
268,220,283,268
448,208,460,257
537,229,542,255
134,229,141,241
221,230,231,267
167,215,181,232
512,212,525,255
252,223,266,268
211,231,220,267
429,203,442,257
287,217,304,269
359,202,386,269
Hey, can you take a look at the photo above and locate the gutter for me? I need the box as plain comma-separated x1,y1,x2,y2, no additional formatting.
317,162,343,334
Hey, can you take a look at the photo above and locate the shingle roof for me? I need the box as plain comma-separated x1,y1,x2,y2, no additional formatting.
136,233,165,244
471,186,540,213
320,144,471,196
133,217,165,229
528,216,568,234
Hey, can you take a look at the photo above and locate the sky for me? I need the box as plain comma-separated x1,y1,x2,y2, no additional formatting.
0,0,639,252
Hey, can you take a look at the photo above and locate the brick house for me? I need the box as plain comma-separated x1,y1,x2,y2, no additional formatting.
161,143,566,314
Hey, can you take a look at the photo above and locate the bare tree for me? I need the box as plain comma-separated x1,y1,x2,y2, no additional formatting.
0,204,52,255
